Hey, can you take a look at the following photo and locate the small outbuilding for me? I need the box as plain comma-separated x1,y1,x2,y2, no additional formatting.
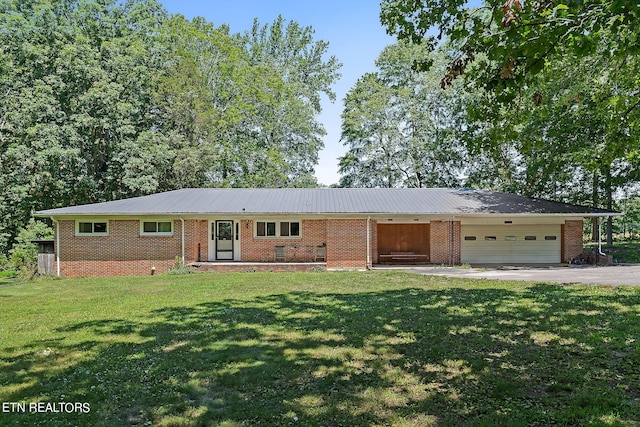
31,239,55,276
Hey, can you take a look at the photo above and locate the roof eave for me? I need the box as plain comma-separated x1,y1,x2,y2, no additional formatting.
36,211,621,218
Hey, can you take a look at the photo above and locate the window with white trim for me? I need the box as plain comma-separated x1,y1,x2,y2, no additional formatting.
255,220,301,238
76,221,108,236
141,220,173,235
280,221,300,237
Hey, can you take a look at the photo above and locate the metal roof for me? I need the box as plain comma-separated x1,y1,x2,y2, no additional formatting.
35,188,617,217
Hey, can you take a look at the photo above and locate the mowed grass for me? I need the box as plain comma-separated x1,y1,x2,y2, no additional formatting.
1,272,639,426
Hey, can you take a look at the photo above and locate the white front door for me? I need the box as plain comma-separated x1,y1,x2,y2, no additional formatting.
214,220,234,260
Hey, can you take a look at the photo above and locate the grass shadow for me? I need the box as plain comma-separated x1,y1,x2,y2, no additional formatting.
1,283,639,426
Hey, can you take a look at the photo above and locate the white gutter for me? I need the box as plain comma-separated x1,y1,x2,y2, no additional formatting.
450,218,455,266
51,217,60,277
366,215,371,269
179,217,185,264
597,216,606,256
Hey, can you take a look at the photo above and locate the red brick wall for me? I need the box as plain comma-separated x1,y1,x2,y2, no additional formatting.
240,219,327,262
191,219,209,262
57,219,202,277
429,220,461,265
562,219,584,262
370,219,378,265
326,219,369,269
55,216,579,276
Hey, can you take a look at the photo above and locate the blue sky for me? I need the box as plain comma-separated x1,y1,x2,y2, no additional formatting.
158,0,397,185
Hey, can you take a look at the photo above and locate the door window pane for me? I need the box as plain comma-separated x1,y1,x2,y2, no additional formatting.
218,222,232,240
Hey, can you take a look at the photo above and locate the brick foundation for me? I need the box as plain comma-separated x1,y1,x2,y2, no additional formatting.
189,262,326,273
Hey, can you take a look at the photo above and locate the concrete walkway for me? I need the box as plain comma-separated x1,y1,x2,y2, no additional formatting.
389,265,640,286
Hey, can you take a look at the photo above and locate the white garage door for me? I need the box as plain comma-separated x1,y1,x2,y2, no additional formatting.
461,225,561,264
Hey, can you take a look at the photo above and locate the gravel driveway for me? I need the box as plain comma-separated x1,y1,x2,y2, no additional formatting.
397,264,640,286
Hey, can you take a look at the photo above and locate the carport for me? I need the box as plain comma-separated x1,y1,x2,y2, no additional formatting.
377,223,430,264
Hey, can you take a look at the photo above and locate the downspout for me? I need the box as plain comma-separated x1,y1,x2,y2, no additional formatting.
449,218,454,266
180,218,185,264
366,215,371,269
597,216,606,257
51,217,60,277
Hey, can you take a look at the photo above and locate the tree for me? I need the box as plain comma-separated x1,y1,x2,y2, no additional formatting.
456,44,640,243
517,51,640,243
339,41,465,188
615,194,640,240
9,219,53,274
380,2,640,243
155,15,341,188
0,0,172,252
0,4,341,254
240,16,341,187
380,0,640,99
339,72,403,187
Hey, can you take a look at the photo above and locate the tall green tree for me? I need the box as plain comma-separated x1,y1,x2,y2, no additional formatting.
0,2,341,253
0,0,171,252
458,44,640,243
339,41,465,188
239,16,341,187
380,1,640,243
155,15,341,188
517,51,640,243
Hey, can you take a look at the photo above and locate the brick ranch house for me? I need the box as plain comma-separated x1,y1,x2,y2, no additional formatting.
35,188,617,277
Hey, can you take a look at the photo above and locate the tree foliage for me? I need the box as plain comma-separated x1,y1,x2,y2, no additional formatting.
0,1,340,254
9,219,53,273
0,0,171,252
380,0,640,98
339,41,465,188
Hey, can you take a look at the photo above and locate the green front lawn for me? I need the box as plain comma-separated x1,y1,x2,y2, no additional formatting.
1,272,639,426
